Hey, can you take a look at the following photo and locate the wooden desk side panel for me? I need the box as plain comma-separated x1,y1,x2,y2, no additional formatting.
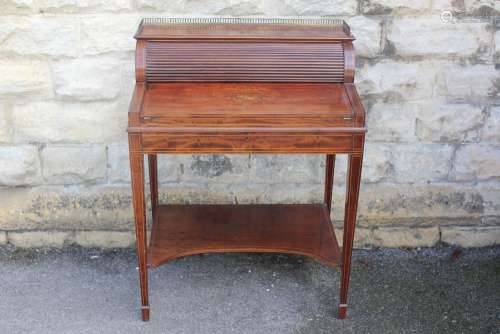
128,83,145,127
136,40,147,82
343,41,355,83
345,84,366,127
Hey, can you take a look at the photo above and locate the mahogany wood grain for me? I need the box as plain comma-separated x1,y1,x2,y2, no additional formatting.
140,133,360,154
148,204,341,268
345,83,365,126
146,42,345,82
131,83,366,154
339,154,364,319
129,134,150,321
128,83,145,123
135,40,147,82
343,41,355,83
141,83,352,117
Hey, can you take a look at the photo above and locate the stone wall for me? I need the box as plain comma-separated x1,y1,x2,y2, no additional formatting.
0,0,499,248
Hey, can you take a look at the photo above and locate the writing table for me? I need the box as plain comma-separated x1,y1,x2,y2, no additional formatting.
128,18,365,321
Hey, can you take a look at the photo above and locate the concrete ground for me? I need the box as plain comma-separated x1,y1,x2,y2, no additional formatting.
0,246,499,334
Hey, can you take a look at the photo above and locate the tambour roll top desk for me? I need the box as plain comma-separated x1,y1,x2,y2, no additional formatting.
128,18,365,321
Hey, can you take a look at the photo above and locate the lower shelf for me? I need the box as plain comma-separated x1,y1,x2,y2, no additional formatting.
148,204,341,268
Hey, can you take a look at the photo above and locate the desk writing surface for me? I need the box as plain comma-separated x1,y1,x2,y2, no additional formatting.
140,83,354,129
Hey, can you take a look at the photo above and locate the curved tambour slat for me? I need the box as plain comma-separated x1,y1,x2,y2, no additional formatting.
145,42,344,82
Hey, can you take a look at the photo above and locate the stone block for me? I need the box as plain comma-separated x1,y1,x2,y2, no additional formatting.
210,1,267,15
441,226,500,247
1,16,79,57
479,185,500,216
0,19,17,44
157,155,192,184
250,155,320,184
37,0,132,12
330,154,348,185
0,0,35,14
258,183,324,204
482,107,500,143
120,56,136,100
362,143,392,183
495,27,500,60
436,63,499,102
0,231,7,245
107,144,131,183
367,102,418,142
285,0,357,16
41,146,107,184
51,57,122,101
330,170,496,221
356,60,436,101
432,0,499,14
430,0,461,10
335,227,373,248
159,183,240,205
354,183,489,221
391,144,453,183
107,144,187,184
0,145,41,186
71,231,135,248
8,231,70,248
0,60,52,98
346,16,382,57
388,16,490,57
136,0,219,13
0,186,134,231
81,14,139,55
371,226,440,247
138,0,357,15
0,103,11,143
1,182,498,233
361,0,430,14
183,182,322,205
12,101,126,144
416,104,485,143
184,154,250,184
475,0,500,12
454,144,500,181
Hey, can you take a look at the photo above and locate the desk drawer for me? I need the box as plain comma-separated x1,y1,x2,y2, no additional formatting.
140,133,363,154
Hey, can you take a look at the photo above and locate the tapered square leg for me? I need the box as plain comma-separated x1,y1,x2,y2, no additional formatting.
339,154,363,319
129,134,150,321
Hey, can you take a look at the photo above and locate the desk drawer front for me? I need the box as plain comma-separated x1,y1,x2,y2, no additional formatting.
141,133,361,153
145,42,345,83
